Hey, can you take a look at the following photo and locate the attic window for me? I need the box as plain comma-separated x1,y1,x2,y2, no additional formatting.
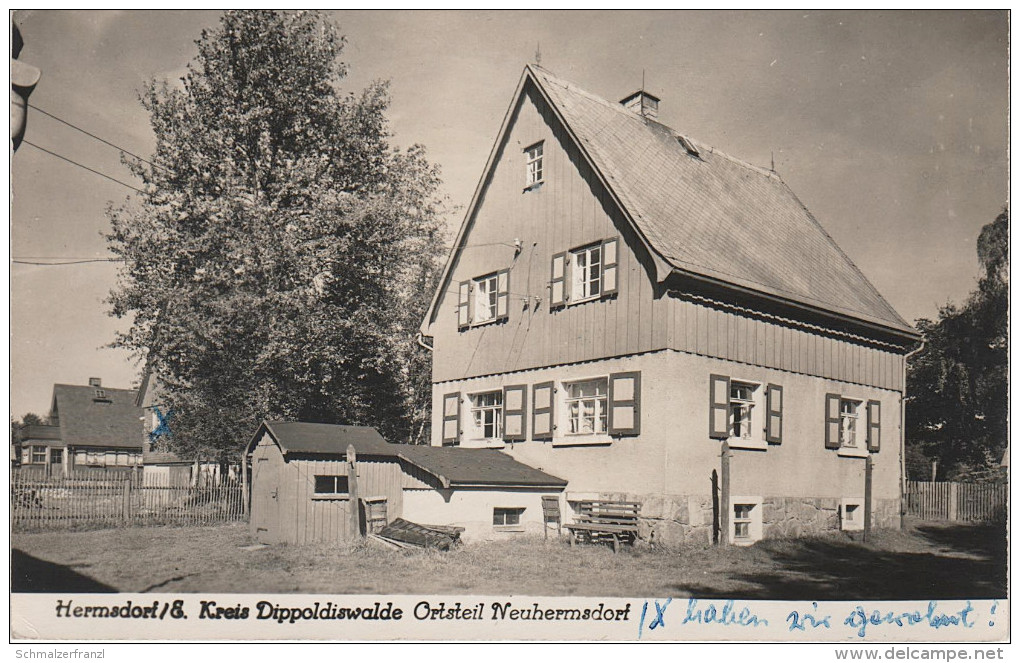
677,135,699,157
525,141,544,188
94,389,106,399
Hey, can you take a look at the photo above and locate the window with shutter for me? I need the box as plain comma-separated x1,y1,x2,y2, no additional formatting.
602,237,619,296
765,384,783,444
709,374,731,439
496,269,510,321
503,384,528,441
867,400,881,452
608,371,640,435
442,392,461,446
824,393,842,449
532,381,555,440
549,252,567,308
457,281,472,330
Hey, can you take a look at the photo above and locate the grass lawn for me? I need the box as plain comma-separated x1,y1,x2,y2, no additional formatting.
11,518,1005,599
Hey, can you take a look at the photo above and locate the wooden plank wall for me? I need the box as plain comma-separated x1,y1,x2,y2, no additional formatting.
431,82,905,393
288,457,404,544
667,297,905,392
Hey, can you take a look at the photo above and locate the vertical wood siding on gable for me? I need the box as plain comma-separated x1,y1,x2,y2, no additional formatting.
431,85,673,384
430,83,904,393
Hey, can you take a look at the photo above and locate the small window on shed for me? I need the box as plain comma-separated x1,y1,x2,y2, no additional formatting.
314,475,349,496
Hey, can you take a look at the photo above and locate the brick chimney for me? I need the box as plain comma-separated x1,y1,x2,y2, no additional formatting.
88,377,101,387
620,90,660,120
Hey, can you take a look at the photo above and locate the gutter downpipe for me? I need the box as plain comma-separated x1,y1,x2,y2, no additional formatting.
900,340,926,530
416,332,434,353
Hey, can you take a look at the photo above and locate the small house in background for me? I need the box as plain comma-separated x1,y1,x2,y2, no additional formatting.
420,65,922,546
244,421,566,545
135,366,225,486
19,379,144,477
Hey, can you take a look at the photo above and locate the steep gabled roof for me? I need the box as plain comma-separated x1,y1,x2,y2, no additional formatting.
424,65,917,340
51,384,143,450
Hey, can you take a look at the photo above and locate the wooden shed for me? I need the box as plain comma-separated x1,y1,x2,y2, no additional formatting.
244,421,405,545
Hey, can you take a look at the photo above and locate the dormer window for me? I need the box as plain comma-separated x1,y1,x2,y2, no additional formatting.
525,141,544,188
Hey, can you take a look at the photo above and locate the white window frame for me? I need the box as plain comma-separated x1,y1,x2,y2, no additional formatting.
840,498,865,532
472,273,499,325
570,243,602,304
525,142,544,188
837,398,869,458
30,445,46,464
729,495,764,545
561,377,609,441
469,390,504,443
727,379,766,450
493,506,526,531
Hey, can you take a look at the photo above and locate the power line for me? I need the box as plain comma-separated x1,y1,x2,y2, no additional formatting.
28,103,168,173
22,140,146,194
13,258,123,266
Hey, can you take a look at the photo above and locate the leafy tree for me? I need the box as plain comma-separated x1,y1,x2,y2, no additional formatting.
18,413,46,427
906,208,1008,480
107,11,445,461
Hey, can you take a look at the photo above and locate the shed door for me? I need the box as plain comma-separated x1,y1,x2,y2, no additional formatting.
251,440,283,544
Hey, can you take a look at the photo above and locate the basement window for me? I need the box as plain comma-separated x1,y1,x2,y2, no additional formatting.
730,496,763,545
313,475,349,500
840,498,864,532
493,507,525,531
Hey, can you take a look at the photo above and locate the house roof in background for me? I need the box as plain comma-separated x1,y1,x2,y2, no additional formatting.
51,384,143,450
20,424,62,442
527,65,915,336
250,421,567,489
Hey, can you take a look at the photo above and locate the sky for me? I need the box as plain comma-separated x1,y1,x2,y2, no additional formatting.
9,10,1009,418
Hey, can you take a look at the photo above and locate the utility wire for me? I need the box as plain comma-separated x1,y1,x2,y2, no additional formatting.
13,258,123,266
28,103,168,173
22,140,146,194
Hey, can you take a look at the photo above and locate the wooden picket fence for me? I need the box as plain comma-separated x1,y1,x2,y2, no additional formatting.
905,480,1007,522
11,468,245,530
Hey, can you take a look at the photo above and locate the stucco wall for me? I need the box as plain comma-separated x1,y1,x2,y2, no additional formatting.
402,487,560,542
431,349,903,540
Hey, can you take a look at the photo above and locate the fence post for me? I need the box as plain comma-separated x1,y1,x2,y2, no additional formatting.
122,479,132,523
719,441,730,547
948,482,959,522
347,444,361,538
863,455,873,542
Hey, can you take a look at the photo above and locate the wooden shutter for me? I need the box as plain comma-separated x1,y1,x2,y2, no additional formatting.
503,384,528,441
457,281,472,330
601,237,619,296
532,381,555,441
496,269,510,321
549,252,567,308
765,384,783,444
442,392,461,446
709,374,731,439
608,371,641,436
825,393,842,449
867,400,881,452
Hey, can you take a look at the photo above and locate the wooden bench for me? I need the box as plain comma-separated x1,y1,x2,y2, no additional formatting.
564,500,641,552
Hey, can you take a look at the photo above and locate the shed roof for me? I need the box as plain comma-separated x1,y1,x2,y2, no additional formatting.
399,445,567,489
255,421,394,456
52,384,143,450
425,65,917,341
249,421,566,489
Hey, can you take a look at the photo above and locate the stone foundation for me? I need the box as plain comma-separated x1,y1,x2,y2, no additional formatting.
567,492,901,546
